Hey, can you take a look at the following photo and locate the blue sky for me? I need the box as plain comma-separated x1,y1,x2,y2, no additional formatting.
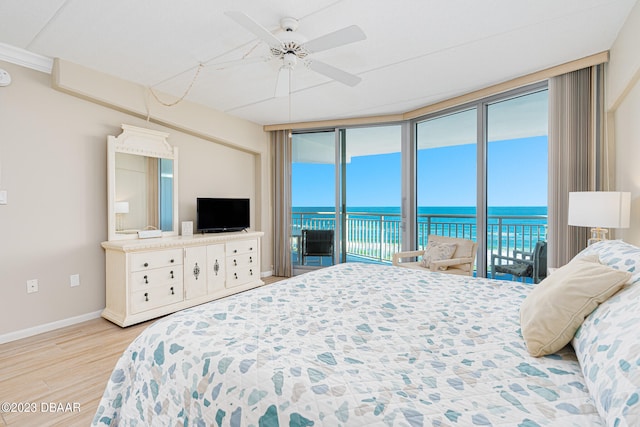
292,136,548,207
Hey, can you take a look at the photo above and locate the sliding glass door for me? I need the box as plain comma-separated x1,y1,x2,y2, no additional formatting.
291,131,336,272
290,126,402,274
486,89,549,282
342,126,402,264
416,109,478,255
412,85,548,277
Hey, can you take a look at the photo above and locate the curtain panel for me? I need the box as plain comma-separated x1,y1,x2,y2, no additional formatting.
548,64,608,267
271,130,293,277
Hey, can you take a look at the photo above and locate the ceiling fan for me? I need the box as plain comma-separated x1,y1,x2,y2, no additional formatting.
225,11,366,97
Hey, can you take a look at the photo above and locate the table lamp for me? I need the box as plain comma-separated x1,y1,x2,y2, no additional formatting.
568,191,631,245
115,201,129,231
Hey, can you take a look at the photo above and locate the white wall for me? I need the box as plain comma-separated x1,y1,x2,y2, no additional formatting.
0,60,271,339
608,0,640,245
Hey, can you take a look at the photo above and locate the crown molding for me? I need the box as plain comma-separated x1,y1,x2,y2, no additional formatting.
0,43,53,74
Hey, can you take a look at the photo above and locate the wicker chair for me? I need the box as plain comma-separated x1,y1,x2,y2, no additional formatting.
491,240,547,284
392,235,478,276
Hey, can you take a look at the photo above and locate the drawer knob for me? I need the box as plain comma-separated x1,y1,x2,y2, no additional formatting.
193,263,201,280
250,269,253,276
143,262,149,267
234,249,238,253
170,286,175,295
170,271,174,279
214,260,220,275
249,256,253,263
144,275,148,284
233,259,237,266
234,272,238,279
249,247,253,251
170,259,175,263
144,292,149,302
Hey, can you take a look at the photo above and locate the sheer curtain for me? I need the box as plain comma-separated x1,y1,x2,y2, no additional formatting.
272,130,293,277
548,64,608,267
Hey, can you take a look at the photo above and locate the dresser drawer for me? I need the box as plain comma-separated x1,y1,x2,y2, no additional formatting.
130,249,183,272
130,283,184,314
226,266,258,288
130,266,181,291
226,239,258,256
226,253,256,270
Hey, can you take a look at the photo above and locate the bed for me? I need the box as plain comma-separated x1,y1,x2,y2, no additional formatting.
93,240,640,426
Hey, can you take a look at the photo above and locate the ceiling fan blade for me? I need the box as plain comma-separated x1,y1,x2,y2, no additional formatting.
308,60,362,87
274,67,290,97
303,25,366,53
225,11,282,49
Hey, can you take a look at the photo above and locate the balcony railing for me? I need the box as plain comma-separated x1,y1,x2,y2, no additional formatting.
291,210,547,267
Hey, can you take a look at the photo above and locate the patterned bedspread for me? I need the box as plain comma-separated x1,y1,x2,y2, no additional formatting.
93,263,603,426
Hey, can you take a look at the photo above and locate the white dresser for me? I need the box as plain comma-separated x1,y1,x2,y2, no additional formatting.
101,231,264,327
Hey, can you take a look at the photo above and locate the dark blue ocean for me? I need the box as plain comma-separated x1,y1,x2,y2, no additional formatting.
292,206,547,218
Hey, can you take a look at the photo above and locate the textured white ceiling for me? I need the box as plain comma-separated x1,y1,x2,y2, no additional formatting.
0,0,636,125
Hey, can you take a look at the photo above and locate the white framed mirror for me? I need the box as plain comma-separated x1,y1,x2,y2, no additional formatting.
107,124,179,241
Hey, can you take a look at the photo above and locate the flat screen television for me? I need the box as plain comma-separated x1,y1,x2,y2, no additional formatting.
196,198,250,233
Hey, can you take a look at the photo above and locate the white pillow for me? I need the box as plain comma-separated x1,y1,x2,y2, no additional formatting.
575,239,640,284
573,266,640,426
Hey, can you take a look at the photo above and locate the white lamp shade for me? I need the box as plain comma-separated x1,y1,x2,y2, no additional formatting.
568,191,630,228
115,201,130,214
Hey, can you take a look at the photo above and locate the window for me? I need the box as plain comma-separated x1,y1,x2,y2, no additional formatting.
486,90,548,282
287,83,548,280
411,84,548,278
416,109,477,249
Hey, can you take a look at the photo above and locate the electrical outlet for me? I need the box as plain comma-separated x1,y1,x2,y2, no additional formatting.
70,274,80,287
26,279,39,294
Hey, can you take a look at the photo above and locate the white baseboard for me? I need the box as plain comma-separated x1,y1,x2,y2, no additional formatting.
0,272,276,345
0,310,103,345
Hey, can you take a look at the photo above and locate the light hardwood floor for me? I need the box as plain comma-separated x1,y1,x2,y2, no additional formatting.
0,276,285,427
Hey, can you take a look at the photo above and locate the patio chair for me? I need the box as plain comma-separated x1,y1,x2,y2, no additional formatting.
301,229,334,265
392,235,477,276
491,240,547,284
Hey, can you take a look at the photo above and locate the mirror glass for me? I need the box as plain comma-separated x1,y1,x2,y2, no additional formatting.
114,153,174,235
107,124,178,241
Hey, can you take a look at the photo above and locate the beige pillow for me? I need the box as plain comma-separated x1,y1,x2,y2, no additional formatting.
449,239,475,272
520,256,630,357
420,241,456,269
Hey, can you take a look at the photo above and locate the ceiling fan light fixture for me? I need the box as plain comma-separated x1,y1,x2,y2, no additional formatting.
283,53,297,69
